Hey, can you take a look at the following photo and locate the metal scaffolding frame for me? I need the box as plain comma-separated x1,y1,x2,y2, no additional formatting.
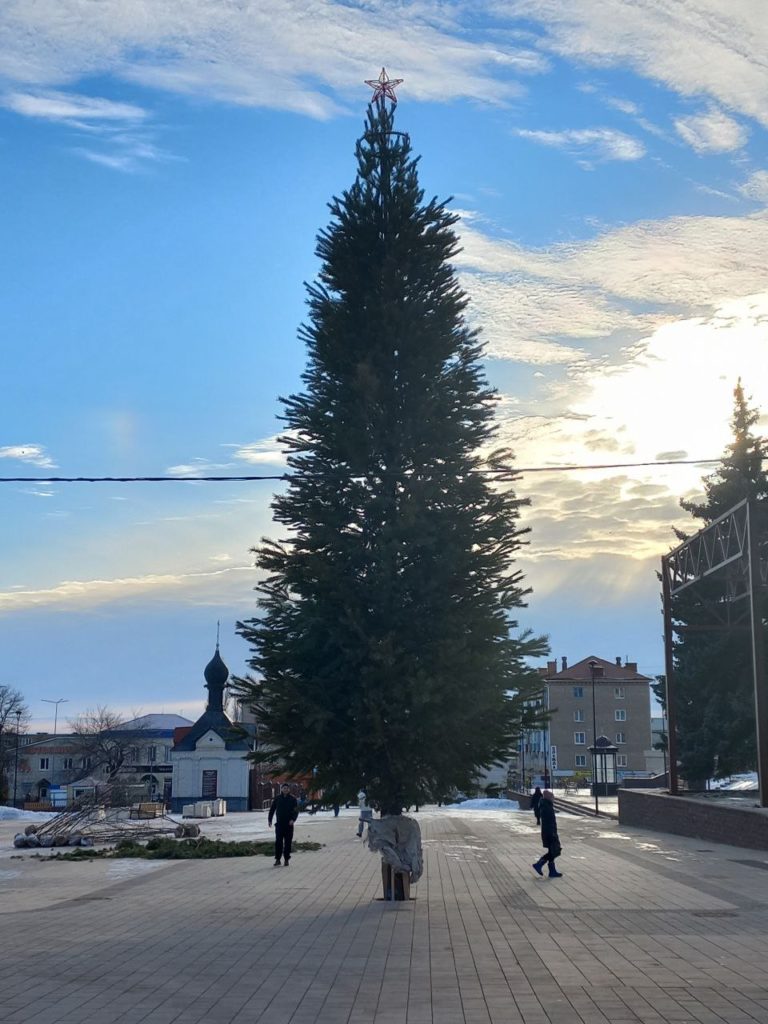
661,499,768,805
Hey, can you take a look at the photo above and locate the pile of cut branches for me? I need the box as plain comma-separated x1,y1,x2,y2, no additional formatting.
29,836,323,861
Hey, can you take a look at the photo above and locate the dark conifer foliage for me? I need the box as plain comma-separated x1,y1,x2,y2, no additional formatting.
234,103,547,813
671,379,768,782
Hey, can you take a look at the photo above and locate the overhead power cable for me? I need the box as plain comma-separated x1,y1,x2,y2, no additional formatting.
1,455,763,484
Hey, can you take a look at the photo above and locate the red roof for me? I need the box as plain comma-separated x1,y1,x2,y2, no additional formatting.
542,655,651,683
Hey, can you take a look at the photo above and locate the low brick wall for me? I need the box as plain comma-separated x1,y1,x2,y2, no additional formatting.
618,788,768,851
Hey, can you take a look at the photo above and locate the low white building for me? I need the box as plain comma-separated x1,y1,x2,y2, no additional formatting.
170,646,253,812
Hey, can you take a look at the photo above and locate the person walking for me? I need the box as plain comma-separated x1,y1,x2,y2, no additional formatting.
532,789,562,878
530,785,542,825
269,783,299,867
356,788,373,838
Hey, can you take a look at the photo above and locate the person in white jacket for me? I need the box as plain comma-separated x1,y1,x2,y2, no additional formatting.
356,789,373,837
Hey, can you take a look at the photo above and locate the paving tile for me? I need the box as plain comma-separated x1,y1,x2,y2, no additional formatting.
4,808,768,1023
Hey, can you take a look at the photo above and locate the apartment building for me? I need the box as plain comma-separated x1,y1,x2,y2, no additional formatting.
541,655,652,779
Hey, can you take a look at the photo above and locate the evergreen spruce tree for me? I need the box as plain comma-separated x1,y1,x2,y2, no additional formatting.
234,97,547,813
671,380,768,782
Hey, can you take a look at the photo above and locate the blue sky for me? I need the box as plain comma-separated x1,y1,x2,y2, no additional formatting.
2,1,767,730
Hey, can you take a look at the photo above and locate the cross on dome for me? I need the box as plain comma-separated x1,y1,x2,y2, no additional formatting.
365,67,404,105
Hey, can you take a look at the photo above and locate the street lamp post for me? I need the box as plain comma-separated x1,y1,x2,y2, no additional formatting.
41,698,68,803
12,709,22,807
589,661,600,817
518,732,525,791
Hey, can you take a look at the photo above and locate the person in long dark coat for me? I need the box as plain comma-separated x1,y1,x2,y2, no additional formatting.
530,786,543,824
532,789,562,878
268,784,299,866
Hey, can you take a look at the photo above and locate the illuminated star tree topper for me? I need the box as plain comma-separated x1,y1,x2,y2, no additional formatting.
364,67,404,106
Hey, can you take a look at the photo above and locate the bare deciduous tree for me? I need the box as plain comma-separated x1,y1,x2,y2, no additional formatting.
0,685,30,800
69,706,146,781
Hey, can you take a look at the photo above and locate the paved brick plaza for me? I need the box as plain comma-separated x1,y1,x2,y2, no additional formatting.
2,806,768,1024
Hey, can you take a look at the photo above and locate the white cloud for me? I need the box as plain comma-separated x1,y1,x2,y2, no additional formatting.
2,89,146,123
0,565,255,611
166,458,234,477
516,126,645,161
0,0,765,141
455,210,768,576
505,293,768,563
0,89,171,171
461,271,645,363
231,436,289,467
0,1,545,117
605,96,639,116
0,444,56,468
74,135,178,172
502,0,768,128
457,210,768,349
675,106,747,153
739,170,768,203
693,182,737,202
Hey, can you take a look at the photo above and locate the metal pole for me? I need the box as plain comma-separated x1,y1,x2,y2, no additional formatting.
12,709,21,807
545,684,551,789
520,732,525,792
661,558,680,795
590,666,599,815
746,502,768,808
42,698,68,802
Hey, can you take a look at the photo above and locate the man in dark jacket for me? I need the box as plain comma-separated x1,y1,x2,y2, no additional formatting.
269,784,299,866
530,786,543,824
532,789,562,878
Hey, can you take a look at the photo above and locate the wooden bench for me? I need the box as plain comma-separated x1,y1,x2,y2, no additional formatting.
129,803,164,819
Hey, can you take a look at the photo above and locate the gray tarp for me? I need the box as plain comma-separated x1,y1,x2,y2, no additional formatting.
367,814,423,883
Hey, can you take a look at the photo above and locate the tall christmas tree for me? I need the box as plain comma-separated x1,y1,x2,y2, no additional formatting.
235,74,547,813
672,379,768,782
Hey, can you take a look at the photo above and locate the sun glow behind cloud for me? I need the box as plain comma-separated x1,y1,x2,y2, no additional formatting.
505,293,768,573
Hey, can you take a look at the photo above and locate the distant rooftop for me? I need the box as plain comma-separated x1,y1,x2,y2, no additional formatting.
118,713,195,731
541,655,651,682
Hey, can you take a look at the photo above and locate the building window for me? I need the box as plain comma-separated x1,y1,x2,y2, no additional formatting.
615,709,627,721
617,755,628,768
575,755,586,768
574,732,586,745
39,758,49,770
62,758,73,770
616,732,626,744
81,756,92,770
573,686,584,698
573,709,584,722
163,746,171,761
146,746,157,762
614,687,625,699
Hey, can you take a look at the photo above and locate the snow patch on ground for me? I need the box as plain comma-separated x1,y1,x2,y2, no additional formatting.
709,773,758,791
0,807,57,822
443,798,521,811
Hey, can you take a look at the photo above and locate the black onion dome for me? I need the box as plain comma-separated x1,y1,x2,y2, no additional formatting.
204,647,229,688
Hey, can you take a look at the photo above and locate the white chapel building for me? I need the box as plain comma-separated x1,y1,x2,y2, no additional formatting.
170,645,252,812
